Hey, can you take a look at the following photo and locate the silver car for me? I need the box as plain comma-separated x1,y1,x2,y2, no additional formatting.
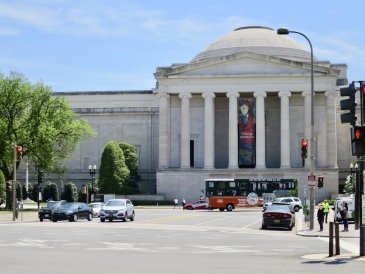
88,202,104,218
263,197,302,212
99,199,135,222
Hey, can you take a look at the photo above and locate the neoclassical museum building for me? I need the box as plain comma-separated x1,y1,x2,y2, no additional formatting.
48,26,352,202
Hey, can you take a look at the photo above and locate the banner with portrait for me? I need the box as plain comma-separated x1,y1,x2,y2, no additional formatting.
238,98,256,168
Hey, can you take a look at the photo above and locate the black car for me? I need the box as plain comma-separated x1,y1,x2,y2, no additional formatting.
38,200,67,222
261,204,295,230
52,202,93,222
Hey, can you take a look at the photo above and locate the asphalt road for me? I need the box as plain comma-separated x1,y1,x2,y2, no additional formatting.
0,208,364,274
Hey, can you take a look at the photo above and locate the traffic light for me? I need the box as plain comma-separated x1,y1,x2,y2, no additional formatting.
301,139,308,159
318,176,324,188
340,83,357,125
38,170,44,184
351,125,365,156
16,146,22,160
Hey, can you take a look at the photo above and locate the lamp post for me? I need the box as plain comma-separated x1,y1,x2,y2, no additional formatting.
277,28,316,229
89,165,96,202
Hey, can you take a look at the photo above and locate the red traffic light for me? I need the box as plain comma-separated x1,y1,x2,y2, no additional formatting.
301,139,308,150
361,83,365,93
16,146,22,156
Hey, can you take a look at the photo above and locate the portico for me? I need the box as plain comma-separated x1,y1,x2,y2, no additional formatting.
154,26,343,202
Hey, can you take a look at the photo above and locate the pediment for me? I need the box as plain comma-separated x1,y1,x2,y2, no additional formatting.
156,52,330,79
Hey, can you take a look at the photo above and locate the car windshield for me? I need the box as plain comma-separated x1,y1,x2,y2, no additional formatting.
105,200,126,207
90,203,102,208
265,205,291,213
47,201,62,209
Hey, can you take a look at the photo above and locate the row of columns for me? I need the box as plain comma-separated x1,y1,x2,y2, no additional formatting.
158,90,337,169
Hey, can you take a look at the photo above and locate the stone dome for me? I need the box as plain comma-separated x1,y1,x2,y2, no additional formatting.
191,26,314,63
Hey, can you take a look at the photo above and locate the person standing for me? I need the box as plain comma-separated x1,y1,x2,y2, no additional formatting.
322,200,330,223
174,198,179,209
341,202,349,232
317,203,324,232
182,198,186,209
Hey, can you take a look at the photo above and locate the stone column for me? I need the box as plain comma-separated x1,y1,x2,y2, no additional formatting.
325,90,338,168
302,91,312,168
179,92,192,168
226,92,239,169
202,92,215,169
254,91,267,168
157,93,170,168
278,91,291,168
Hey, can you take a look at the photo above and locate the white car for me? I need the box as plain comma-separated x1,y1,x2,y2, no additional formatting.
333,197,355,222
99,199,135,222
88,202,104,217
263,197,302,212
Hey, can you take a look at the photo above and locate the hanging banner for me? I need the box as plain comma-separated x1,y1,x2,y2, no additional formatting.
238,98,256,168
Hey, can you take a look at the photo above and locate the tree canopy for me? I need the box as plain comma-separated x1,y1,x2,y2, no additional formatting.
98,141,130,194
0,71,95,181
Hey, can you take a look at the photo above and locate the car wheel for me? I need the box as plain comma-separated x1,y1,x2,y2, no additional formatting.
39,218,43,222
187,206,193,210
100,218,105,222
130,211,135,221
72,214,78,222
261,224,267,230
88,213,92,221
226,204,234,211
288,226,293,231
123,215,128,222
108,219,112,222
294,206,300,212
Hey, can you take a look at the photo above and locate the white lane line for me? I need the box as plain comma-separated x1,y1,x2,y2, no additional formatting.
241,219,262,229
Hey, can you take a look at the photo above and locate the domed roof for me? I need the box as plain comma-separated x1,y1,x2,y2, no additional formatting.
191,26,314,63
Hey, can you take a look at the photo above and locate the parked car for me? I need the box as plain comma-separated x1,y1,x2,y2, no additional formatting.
38,200,67,222
99,199,135,222
52,202,93,222
261,204,295,230
183,200,208,210
89,202,104,217
263,197,302,212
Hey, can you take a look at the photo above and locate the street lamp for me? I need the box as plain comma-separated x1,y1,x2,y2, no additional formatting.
277,27,316,229
89,164,96,202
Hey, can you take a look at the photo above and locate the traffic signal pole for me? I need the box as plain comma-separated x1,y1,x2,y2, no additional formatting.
12,143,17,221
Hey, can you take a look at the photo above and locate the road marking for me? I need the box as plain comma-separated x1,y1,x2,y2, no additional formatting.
318,237,359,254
143,214,199,224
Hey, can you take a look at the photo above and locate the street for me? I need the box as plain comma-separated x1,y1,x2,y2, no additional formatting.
0,208,364,274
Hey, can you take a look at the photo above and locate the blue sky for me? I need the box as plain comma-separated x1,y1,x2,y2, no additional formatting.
0,0,364,92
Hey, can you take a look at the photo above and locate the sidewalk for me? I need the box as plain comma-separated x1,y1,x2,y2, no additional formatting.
296,208,359,239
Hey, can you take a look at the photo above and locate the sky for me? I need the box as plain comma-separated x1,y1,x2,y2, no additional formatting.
0,0,364,92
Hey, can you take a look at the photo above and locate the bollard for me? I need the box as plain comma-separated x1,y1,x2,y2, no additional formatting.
361,226,365,256
335,222,340,255
329,222,334,257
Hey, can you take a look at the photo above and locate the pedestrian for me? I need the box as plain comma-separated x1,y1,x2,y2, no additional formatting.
174,198,178,209
341,202,349,232
322,200,330,223
182,198,186,209
317,203,324,232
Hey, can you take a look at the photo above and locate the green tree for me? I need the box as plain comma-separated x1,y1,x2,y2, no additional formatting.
43,182,59,201
98,141,130,194
344,174,355,194
0,170,5,203
119,142,140,194
0,71,95,208
63,182,78,202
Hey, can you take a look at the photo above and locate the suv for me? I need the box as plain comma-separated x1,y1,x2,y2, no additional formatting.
99,199,135,222
263,197,302,212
